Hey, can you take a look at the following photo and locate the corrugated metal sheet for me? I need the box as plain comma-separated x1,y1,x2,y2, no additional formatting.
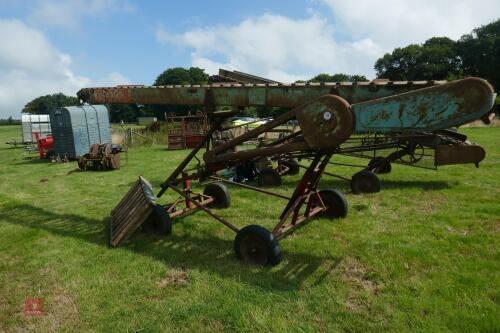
50,105,111,158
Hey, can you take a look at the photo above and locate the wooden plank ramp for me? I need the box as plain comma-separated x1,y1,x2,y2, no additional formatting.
110,176,156,247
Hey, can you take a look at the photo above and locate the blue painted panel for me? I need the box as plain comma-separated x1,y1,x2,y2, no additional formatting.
49,105,111,159
353,78,496,133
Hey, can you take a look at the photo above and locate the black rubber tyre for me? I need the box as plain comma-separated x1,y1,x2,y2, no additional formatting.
351,170,381,194
203,182,231,208
234,161,258,182
143,205,172,236
46,150,56,160
368,156,391,174
283,159,300,175
77,158,85,170
234,225,282,266
318,189,348,219
258,167,282,187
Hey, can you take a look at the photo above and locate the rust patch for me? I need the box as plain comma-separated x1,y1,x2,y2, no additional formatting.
296,94,354,149
369,109,391,122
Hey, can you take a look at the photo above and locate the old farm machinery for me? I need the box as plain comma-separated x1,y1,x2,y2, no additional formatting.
34,132,56,159
77,143,124,171
78,77,495,265
211,69,488,192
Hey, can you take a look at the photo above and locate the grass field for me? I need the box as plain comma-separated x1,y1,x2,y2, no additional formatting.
0,125,498,332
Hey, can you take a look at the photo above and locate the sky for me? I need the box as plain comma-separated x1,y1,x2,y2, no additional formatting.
0,0,499,118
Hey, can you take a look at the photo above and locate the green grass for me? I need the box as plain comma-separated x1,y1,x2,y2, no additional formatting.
0,125,499,332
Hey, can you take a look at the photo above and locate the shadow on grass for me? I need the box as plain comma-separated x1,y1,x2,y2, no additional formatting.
66,168,83,175
0,145,27,150
12,158,52,165
0,203,338,291
378,179,452,191
274,175,451,192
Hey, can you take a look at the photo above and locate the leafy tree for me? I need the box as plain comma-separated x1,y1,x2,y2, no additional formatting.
310,73,337,82
154,67,209,86
375,44,423,80
22,93,78,114
108,104,142,123
349,74,369,82
151,67,210,117
458,19,500,90
420,37,462,79
374,37,461,81
309,73,368,82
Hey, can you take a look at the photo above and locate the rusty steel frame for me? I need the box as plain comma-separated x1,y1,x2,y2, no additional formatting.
209,176,291,200
165,193,214,220
168,184,240,233
96,77,495,257
273,153,332,238
148,99,341,240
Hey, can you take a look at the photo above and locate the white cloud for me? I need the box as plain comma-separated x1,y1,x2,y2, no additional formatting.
0,19,127,118
319,0,500,49
156,2,500,82
95,72,131,86
29,0,134,29
156,14,379,82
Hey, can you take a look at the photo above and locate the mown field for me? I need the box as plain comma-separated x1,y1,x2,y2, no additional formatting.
0,125,498,332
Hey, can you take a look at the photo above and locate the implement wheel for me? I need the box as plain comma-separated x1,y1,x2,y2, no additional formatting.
283,159,300,175
258,167,282,187
368,156,391,174
204,182,231,208
318,189,348,219
46,150,56,160
77,158,86,170
143,205,172,236
351,170,381,194
234,225,281,266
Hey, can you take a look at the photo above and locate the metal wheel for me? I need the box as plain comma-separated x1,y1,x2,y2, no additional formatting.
46,150,56,160
282,159,300,175
351,170,381,194
234,225,281,266
77,158,86,170
143,205,172,236
400,144,425,164
258,167,282,187
318,189,348,219
368,156,391,174
203,182,231,208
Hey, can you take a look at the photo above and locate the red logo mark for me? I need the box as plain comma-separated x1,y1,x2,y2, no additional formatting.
24,298,45,316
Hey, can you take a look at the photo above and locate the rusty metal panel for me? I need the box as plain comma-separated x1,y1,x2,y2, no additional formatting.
435,144,486,166
77,80,446,107
296,95,353,149
352,78,495,133
217,69,279,84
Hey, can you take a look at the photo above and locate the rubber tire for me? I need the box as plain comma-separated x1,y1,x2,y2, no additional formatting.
77,158,85,170
368,156,391,174
143,205,172,236
283,159,300,175
46,150,56,160
318,189,348,219
258,167,282,187
203,182,231,208
351,170,381,194
234,225,282,266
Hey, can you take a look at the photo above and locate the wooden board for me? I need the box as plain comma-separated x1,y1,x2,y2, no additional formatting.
110,176,156,247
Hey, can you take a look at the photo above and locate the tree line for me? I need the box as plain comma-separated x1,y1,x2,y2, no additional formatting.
22,19,499,122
